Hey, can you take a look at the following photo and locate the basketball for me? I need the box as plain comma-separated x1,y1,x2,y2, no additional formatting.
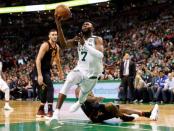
54,4,71,21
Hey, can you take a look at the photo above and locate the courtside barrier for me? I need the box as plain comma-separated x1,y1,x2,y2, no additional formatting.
53,80,121,100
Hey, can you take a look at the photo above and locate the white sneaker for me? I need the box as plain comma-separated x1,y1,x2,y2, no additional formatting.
129,114,140,120
50,109,59,121
4,105,13,111
150,104,159,121
69,101,81,112
46,109,59,126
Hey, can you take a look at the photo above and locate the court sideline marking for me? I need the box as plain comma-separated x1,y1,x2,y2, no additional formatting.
51,120,152,131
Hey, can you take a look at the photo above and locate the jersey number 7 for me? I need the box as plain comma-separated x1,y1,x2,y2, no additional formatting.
81,51,87,61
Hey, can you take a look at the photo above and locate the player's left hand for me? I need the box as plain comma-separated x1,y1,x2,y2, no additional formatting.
77,32,85,45
41,82,47,90
55,14,63,24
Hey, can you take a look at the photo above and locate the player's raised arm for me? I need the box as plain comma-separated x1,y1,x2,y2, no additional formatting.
55,16,78,49
54,45,64,80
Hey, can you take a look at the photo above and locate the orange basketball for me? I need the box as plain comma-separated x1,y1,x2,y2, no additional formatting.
54,4,71,21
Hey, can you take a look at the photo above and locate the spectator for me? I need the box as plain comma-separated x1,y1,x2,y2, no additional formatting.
162,73,174,103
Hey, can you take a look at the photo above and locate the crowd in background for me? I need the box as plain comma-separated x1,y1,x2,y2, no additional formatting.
0,1,174,102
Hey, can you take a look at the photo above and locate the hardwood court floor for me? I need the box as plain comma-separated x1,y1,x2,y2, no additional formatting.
0,100,174,131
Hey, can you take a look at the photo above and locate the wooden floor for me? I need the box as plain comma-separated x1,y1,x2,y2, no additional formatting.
0,100,174,130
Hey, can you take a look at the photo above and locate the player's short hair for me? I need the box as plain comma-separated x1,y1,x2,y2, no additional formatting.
83,20,95,28
49,29,57,34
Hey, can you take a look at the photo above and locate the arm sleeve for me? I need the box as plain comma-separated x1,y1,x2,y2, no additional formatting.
84,44,103,59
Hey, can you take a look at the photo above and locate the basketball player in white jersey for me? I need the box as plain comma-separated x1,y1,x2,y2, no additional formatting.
50,17,104,121
0,59,13,110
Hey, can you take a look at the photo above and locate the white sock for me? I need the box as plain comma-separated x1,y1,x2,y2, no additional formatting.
4,88,10,101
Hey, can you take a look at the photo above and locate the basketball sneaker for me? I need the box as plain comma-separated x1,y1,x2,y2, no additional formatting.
49,109,59,121
4,105,13,111
150,104,159,121
129,114,140,120
36,105,45,118
44,104,53,119
44,111,53,119
45,109,60,126
69,101,81,112
36,110,46,118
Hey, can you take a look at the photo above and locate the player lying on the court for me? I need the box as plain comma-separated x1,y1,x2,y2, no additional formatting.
75,87,159,123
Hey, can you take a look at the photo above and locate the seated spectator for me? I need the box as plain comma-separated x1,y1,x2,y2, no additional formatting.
162,73,174,103
151,70,168,102
134,70,149,103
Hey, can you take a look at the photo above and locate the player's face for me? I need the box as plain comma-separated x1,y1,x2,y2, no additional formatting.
81,22,93,33
49,31,58,42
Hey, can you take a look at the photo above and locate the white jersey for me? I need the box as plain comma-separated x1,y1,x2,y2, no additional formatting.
0,61,2,79
0,61,8,91
74,36,103,78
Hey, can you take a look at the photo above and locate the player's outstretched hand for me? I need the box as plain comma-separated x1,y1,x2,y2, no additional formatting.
77,32,85,45
54,14,63,25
